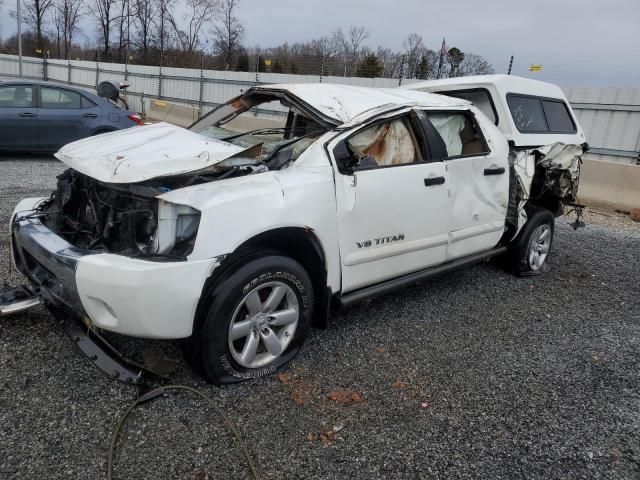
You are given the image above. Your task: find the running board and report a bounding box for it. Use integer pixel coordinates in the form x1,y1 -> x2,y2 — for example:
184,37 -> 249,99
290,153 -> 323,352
0,285 -> 42,316
337,246 -> 507,309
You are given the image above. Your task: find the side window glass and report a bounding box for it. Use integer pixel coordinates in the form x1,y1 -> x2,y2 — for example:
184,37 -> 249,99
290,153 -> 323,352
441,90 -> 498,125
81,96 -> 97,109
0,86 -> 34,107
41,87 -> 82,109
426,112 -> 489,157
507,95 -> 548,132
347,118 -> 419,169
541,100 -> 575,133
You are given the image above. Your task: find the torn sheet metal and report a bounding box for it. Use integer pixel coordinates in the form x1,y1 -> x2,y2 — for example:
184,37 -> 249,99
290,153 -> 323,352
55,122 -> 245,184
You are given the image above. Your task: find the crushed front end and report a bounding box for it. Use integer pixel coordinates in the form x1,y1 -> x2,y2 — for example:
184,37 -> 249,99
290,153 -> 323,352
7,170 -> 219,341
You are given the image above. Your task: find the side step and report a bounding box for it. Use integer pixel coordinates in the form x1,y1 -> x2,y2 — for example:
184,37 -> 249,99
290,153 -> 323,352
0,285 -> 42,316
337,246 -> 507,309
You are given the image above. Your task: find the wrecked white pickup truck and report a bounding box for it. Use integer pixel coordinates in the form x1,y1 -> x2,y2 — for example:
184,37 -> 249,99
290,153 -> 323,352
3,76 -> 587,383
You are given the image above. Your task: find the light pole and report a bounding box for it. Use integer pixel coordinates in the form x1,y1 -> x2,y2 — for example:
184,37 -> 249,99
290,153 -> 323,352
16,0 -> 23,76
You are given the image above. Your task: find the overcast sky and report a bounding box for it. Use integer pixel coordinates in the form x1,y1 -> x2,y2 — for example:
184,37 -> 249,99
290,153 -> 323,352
236,0 -> 640,87
1,0 -> 638,87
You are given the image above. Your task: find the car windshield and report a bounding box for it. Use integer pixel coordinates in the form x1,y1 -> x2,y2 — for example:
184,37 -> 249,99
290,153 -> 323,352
190,91 -> 328,164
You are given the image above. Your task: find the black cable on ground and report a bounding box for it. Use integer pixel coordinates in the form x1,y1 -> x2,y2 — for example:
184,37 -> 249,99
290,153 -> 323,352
107,384 -> 260,480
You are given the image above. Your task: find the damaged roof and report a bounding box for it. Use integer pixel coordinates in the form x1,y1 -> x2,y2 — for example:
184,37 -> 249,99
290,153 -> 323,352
259,83 -> 469,124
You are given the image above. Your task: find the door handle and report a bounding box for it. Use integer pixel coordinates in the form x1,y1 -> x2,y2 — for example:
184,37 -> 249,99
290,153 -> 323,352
83,113 -> 98,118
18,112 -> 36,118
484,167 -> 506,176
424,176 -> 445,187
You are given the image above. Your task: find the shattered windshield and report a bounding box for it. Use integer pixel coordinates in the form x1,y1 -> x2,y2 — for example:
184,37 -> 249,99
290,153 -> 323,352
190,91 -> 328,165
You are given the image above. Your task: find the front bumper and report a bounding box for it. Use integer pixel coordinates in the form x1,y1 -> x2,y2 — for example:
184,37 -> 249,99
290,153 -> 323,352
10,199 -> 217,339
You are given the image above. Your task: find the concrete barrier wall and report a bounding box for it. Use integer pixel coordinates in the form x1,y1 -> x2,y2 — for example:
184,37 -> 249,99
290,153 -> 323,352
579,159 -> 640,211
144,99 -> 199,127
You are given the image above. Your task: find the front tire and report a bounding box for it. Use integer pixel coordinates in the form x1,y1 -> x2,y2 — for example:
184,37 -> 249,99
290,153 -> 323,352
184,253 -> 314,384
506,206 -> 555,276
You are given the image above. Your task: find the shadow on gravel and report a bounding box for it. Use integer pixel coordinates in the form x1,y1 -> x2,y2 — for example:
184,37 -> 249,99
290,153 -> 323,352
0,152 -> 57,162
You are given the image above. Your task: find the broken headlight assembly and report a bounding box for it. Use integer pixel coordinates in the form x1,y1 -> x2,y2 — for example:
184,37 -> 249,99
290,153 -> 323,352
152,200 -> 201,258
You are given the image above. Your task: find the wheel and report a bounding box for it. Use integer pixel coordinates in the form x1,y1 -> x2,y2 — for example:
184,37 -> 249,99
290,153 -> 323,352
506,206 -> 555,276
184,253 -> 314,384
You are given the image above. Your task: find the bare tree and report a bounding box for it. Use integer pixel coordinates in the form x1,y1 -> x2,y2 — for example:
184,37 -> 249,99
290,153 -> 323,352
52,0 -> 84,59
459,53 -> 494,76
311,35 -> 336,59
331,25 -> 369,75
169,0 -> 217,55
402,33 -> 424,78
22,0 -> 55,50
132,0 -> 155,62
346,25 -> 369,62
212,0 -> 244,70
90,0 -> 118,59
154,0 -> 170,62
114,0 -> 132,62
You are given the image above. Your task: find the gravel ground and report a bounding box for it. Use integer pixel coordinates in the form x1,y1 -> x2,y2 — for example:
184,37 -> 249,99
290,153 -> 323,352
1,155 -> 639,480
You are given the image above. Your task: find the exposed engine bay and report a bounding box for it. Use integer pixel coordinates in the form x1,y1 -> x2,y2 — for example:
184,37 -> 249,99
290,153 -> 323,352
37,166 -> 267,259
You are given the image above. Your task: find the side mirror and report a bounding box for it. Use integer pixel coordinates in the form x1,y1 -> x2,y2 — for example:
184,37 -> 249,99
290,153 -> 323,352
333,141 -> 359,174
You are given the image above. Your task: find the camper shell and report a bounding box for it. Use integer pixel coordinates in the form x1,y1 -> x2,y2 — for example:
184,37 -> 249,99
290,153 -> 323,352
400,74 -> 587,149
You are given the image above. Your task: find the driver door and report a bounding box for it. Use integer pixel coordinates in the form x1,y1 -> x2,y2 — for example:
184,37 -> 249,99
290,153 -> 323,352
333,112 -> 451,293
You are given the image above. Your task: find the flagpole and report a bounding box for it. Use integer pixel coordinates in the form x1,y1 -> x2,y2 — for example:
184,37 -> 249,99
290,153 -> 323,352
436,38 -> 446,79
17,0 -> 23,77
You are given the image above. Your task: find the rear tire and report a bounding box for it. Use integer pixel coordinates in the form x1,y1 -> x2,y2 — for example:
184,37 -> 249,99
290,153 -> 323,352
184,253 -> 314,384
506,206 -> 555,276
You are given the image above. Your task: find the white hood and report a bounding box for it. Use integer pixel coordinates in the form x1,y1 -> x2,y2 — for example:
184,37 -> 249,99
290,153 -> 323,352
55,122 -> 245,183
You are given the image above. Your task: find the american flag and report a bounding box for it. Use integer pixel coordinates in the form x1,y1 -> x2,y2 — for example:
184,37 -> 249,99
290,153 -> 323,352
440,38 -> 448,58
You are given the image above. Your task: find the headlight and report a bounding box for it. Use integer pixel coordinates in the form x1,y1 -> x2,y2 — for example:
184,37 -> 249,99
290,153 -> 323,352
153,200 -> 201,256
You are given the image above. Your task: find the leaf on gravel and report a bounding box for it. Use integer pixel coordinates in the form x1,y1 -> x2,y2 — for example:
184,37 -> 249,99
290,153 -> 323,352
419,401 -> 431,409
318,429 -> 335,443
194,469 -> 208,480
327,388 -> 363,404
375,346 -> 385,353
276,372 -> 313,405
391,380 -> 408,390
305,432 -> 314,442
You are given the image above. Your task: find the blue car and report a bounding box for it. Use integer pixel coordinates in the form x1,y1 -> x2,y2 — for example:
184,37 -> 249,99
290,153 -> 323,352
0,80 -> 142,152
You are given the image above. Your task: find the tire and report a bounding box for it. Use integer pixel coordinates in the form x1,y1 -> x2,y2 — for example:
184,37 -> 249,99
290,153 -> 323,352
184,253 -> 314,384
506,206 -> 555,276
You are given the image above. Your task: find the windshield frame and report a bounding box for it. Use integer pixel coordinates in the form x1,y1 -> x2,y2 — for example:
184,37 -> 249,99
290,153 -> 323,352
188,88 -> 340,133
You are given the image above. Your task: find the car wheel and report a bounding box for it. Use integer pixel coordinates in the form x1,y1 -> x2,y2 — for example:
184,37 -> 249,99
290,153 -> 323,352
507,206 -> 555,276
184,253 -> 314,384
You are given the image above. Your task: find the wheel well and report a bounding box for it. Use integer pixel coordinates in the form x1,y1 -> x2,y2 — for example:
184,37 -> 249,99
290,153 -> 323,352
211,227 -> 331,328
525,198 -> 563,218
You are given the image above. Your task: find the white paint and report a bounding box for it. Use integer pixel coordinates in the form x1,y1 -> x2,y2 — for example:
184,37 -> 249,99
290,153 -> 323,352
10,82 -> 586,341
264,83 -> 468,124
76,254 -> 217,338
400,75 -> 587,148
54,122 -> 244,183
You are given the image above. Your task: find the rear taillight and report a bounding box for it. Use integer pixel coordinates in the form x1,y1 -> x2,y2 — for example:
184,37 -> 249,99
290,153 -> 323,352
127,113 -> 143,125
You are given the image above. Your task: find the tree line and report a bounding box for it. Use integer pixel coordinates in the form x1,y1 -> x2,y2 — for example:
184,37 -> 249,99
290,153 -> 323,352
0,0 -> 494,78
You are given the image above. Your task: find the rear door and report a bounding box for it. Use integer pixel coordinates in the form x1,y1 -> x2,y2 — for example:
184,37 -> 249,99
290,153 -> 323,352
0,84 -> 38,150
421,109 -> 509,260
37,86 -> 102,150
333,111 -> 451,292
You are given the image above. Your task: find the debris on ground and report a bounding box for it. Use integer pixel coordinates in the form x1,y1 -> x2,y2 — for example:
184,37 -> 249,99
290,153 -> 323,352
306,424 -> 347,444
276,371 -> 313,406
326,389 -> 363,404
